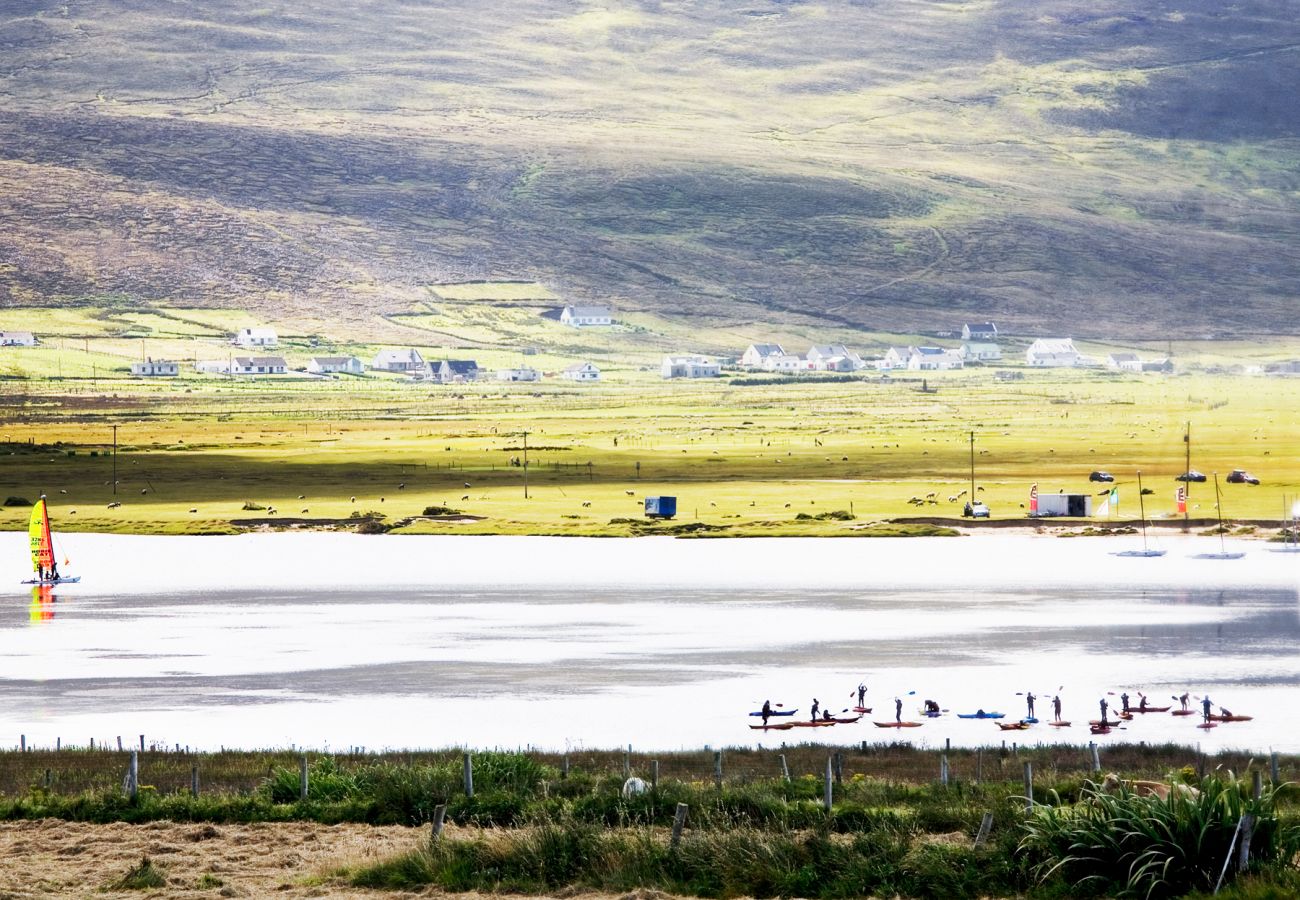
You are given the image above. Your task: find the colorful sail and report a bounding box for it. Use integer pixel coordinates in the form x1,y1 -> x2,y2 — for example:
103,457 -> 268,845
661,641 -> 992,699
28,499 -> 53,573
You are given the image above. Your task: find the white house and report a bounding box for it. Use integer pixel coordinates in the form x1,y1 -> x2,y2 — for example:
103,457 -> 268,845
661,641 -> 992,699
195,359 -> 230,375
559,305 -> 614,327
962,322 -> 998,341
371,348 -> 425,372
435,360 -> 479,383
0,331 -> 37,347
130,358 -> 179,377
562,362 -> 601,382
496,366 -> 540,382
1026,338 -> 1081,367
765,354 -> 807,372
961,341 -> 1002,362
231,356 -> 287,375
308,356 -> 364,375
807,345 -> 864,370
1106,352 -> 1141,371
662,354 -> 721,379
907,346 -> 964,371
234,327 -> 278,349
741,343 -> 785,368
877,347 -> 913,370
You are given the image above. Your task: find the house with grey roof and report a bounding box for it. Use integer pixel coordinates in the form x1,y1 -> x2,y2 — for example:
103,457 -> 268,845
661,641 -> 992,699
435,360 -> 479,383
559,305 -> 614,327
308,356 -> 364,375
371,348 -> 425,372
741,343 -> 785,368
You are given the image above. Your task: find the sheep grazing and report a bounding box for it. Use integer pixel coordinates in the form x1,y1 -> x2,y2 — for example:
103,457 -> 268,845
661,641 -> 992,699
625,490 -> 635,496
399,482 -> 406,489
461,495 -> 469,501
463,482 -> 471,488
784,503 -> 791,508
924,492 -> 937,500
267,507 -> 277,515
301,508 -> 309,514
189,508 -> 198,514
622,777 -> 647,798
350,496 -> 356,503
298,495 -> 306,500
60,489 -> 67,494
581,501 -> 591,507
69,510 -> 76,515
140,488 -> 148,495
107,502 -> 121,509
709,501 -> 716,507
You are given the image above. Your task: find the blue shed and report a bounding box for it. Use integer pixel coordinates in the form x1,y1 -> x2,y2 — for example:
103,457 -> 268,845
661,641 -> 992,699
644,496 -> 677,519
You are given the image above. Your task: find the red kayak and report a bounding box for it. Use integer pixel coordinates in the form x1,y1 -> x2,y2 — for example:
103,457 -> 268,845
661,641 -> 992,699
830,715 -> 862,724
1208,714 -> 1253,723
852,707 -> 872,714
1049,721 -> 1071,727
873,721 -> 922,728
1197,722 -> 1218,730
1090,725 -> 1112,735
749,722 -> 795,731
1171,710 -> 1198,717
998,722 -> 1031,731
792,720 -> 837,728
1129,706 -> 1171,714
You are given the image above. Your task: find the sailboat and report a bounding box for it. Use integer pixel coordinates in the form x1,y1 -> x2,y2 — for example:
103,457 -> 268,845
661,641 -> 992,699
20,497 -> 81,585
1191,474 -> 1245,560
1112,471 -> 1165,558
1270,496 -> 1300,554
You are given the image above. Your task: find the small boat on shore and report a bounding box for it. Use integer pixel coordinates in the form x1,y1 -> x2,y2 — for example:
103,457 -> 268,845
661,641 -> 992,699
873,721 -> 923,728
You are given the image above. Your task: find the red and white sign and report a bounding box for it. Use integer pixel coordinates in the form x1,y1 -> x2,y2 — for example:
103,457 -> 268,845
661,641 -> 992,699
1176,486 -> 1187,515
1029,483 -> 1038,515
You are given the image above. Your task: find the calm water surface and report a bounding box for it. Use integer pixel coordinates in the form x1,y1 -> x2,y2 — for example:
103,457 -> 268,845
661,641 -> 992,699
2,582 -> 1297,752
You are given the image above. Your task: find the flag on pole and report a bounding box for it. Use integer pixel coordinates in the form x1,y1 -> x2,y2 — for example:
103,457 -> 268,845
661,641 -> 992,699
1109,486 -> 1118,517
1096,491 -> 1109,517
1176,486 -> 1187,515
1029,483 -> 1038,515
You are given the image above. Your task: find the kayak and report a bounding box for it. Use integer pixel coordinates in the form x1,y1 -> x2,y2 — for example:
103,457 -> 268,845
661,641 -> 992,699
957,712 -> 1004,719
873,721 -> 923,728
20,577 -> 81,585
1049,721 -> 1072,727
1022,717 -> 1039,724
1128,706 -> 1171,714
749,709 -> 798,717
748,722 -> 795,731
830,715 -> 862,724
919,710 -> 943,718
1197,722 -> 1218,730
1090,725 -> 1112,735
998,722 -> 1030,731
852,707 -> 872,714
791,720 -> 837,728
1208,714 -> 1253,723
1171,710 -> 1198,717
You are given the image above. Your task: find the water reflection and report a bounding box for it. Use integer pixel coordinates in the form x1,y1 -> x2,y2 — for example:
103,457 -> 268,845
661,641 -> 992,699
28,585 -> 56,623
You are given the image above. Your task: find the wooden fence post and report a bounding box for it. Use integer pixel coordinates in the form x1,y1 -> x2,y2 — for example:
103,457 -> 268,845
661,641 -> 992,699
671,803 -> 688,849
126,750 -> 138,801
44,769 -> 51,791
823,756 -> 833,812
1090,742 -> 1101,773
299,754 -> 309,801
1252,770 -> 1262,801
973,811 -> 994,848
463,752 -> 474,798
779,754 -> 790,782
623,751 -> 630,780
1270,752 -> 1279,785
431,804 -> 447,840
562,753 -> 569,779
19,735 -> 24,752
1215,814 -> 1256,894
139,735 -> 145,752
651,760 -> 659,790
1022,762 -> 1033,814
975,748 -> 982,784
714,750 -> 723,790
940,755 -> 949,787
191,764 -> 199,798
834,752 -> 843,785
116,736 -> 122,751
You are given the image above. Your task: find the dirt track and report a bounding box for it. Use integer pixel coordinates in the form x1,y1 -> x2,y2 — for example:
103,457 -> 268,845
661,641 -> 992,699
0,819 -> 426,898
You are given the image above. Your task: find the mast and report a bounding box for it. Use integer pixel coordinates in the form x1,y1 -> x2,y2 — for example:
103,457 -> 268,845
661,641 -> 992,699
1183,421 -> 1190,525
1214,473 -> 1227,554
969,431 -> 975,500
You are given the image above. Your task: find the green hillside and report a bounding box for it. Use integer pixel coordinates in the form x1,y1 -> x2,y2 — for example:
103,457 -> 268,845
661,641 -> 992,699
0,0 -> 1296,337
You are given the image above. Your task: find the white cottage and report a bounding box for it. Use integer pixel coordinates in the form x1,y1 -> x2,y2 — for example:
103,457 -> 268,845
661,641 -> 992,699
741,343 -> 785,368
765,354 -> 807,372
0,331 -> 37,347
1026,338 -> 1081,367
961,322 -> 998,341
371,348 -> 425,372
559,305 -> 614,327
496,366 -> 540,382
662,355 -> 721,379
807,345 -> 864,370
234,327 -> 278,349
961,341 -> 1002,362
231,356 -> 287,375
130,358 -> 179,377
195,359 -> 231,375
907,346 -> 964,371
562,362 -> 601,382
308,356 -> 365,375
435,360 -> 479,383
877,347 -> 913,370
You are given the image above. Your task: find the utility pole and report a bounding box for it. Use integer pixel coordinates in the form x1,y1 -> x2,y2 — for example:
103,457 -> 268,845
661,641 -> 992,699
1184,421 -> 1191,524
112,424 -> 118,495
969,431 -> 976,499
522,430 -> 530,499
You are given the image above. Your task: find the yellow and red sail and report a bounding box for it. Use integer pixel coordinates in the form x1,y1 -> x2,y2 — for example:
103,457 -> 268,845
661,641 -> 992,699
28,499 -> 53,573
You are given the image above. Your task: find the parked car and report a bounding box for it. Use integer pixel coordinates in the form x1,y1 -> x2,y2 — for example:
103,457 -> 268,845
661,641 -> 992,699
1225,469 -> 1260,485
1089,471 -> 1115,483
1175,470 -> 1207,483
964,501 -> 991,519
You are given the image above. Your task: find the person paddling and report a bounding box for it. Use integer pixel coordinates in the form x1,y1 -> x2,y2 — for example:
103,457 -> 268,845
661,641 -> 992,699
1138,693 -> 1148,712
894,697 -> 902,723
1120,692 -> 1130,714
761,700 -> 772,726
811,698 -> 820,722
1052,695 -> 1062,722
1179,693 -> 1190,712
1025,692 -> 1036,719
1201,695 -> 1213,724
856,682 -> 867,708
1099,697 -> 1109,726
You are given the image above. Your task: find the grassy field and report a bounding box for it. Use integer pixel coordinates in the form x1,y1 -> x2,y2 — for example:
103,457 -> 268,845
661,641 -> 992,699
0,745 -> 1293,898
0,323 -> 1297,538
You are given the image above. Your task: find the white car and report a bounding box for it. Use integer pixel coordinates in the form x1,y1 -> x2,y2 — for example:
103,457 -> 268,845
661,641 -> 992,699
968,502 -> 990,519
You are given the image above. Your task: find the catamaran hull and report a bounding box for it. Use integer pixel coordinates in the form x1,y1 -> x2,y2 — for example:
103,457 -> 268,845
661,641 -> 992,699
21,577 -> 81,585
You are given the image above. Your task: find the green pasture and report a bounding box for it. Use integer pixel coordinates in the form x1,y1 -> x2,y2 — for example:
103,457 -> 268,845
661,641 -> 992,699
1,334 -> 1296,537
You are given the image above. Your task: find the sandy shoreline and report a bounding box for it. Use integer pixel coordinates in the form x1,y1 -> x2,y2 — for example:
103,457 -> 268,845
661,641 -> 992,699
3,531 -> 1296,597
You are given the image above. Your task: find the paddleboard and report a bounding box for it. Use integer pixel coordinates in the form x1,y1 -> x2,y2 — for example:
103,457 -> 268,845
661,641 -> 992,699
1171,710 -> 1197,717
956,712 -> 1004,719
1022,717 -> 1039,724
749,722 -> 795,731
1049,721 -> 1071,727
1197,722 -> 1218,730
852,707 -> 872,714
1208,715 -> 1253,723
873,721 -> 922,728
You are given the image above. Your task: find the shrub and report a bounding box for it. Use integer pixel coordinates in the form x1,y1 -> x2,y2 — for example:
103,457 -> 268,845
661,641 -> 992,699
240,501 -> 266,511
422,505 -> 462,516
3,496 -> 32,507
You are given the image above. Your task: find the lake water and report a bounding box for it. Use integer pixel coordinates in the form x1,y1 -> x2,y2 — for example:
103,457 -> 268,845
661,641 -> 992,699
1,533 -> 1297,753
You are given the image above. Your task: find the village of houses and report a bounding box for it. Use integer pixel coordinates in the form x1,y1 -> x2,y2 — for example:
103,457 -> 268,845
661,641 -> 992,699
3,307 -> 1295,383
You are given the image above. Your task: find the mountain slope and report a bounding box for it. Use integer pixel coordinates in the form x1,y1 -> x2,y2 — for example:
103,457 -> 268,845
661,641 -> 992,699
0,0 -> 1297,336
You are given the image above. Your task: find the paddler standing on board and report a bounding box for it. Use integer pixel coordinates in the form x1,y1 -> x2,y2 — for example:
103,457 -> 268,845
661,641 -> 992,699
761,700 -> 772,726
1052,695 -> 1063,723
810,698 -> 820,722
1025,692 -> 1036,719
894,697 -> 903,723
857,682 -> 867,708
1099,697 -> 1109,725
1202,695 -> 1213,724
1179,693 -> 1190,712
